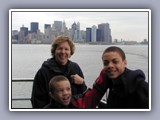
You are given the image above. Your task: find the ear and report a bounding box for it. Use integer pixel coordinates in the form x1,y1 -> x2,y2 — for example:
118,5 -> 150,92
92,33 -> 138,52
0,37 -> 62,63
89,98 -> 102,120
69,55 -> 71,58
124,60 -> 127,66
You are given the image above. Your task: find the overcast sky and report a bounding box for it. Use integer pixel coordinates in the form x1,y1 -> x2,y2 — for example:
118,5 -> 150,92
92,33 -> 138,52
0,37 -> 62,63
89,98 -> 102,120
11,9 -> 150,42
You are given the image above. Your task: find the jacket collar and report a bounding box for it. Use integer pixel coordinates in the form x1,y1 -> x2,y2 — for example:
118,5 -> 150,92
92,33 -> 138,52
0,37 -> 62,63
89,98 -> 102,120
42,57 -> 71,74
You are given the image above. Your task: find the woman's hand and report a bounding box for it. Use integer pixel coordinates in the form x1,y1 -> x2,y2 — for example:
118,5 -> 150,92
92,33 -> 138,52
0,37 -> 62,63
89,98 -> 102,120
70,74 -> 84,85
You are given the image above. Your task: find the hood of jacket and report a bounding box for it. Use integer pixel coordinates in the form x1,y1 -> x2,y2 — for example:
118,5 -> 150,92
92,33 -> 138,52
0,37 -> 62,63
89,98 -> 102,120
42,57 -> 72,74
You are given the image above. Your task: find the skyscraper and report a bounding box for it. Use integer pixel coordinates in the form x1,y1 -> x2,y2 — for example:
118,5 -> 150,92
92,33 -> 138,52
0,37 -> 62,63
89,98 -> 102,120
91,25 -> 97,42
19,25 -> 28,42
44,24 -> 51,30
54,21 -> 62,34
44,24 -> 52,43
96,29 -> 102,42
98,23 -> 112,43
86,28 -> 92,42
31,22 -> 39,33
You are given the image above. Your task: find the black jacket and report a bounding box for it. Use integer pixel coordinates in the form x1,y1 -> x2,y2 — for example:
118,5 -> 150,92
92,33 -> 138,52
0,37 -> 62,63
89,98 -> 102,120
31,58 -> 87,108
43,94 -> 81,109
43,99 -> 77,108
99,68 -> 149,109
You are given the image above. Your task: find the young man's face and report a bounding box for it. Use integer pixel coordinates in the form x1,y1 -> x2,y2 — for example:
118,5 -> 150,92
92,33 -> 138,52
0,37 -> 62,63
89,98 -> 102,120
55,41 -> 71,65
52,80 -> 72,106
102,51 -> 127,79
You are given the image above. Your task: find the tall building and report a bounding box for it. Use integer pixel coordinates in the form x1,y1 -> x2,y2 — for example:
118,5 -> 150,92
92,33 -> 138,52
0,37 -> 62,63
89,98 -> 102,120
71,22 -> 77,40
70,22 -> 82,41
98,23 -> 112,43
61,20 -> 69,36
77,22 -> 80,30
86,28 -> 92,42
61,20 -> 66,33
96,29 -> 102,42
31,22 -> 39,33
12,30 -> 19,40
44,24 -> 51,30
54,21 -> 62,34
19,25 -> 29,42
91,25 -> 97,42
44,24 -> 52,43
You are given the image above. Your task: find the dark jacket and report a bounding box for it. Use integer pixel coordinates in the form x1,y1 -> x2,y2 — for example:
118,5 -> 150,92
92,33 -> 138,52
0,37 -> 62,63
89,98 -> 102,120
99,68 -> 149,109
31,57 -> 87,108
43,98 -> 77,108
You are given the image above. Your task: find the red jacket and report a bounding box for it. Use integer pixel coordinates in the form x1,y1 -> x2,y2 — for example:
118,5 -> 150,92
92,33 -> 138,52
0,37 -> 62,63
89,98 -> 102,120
72,69 -> 107,108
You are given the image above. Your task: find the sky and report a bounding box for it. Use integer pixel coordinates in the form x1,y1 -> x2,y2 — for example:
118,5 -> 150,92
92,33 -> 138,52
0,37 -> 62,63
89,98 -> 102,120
10,9 -> 150,42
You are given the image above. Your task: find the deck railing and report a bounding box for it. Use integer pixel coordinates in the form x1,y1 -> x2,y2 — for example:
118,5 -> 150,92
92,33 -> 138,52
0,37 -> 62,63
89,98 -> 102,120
12,78 -> 34,108
11,78 -> 106,109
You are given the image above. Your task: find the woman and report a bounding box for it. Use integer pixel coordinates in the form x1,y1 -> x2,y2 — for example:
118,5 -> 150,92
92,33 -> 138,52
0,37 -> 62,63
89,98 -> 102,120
31,35 -> 87,108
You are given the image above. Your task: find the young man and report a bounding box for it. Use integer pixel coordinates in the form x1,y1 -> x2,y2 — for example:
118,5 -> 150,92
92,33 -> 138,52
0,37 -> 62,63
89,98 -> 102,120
44,75 -> 107,108
98,46 -> 149,108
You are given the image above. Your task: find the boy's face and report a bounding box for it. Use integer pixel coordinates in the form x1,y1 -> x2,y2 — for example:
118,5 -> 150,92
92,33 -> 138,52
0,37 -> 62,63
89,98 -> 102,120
51,80 -> 72,106
102,51 -> 127,79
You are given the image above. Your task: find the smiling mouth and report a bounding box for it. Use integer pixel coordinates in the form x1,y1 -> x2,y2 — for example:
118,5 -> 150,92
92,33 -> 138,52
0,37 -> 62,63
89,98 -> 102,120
107,70 -> 117,75
63,96 -> 70,102
59,55 -> 66,59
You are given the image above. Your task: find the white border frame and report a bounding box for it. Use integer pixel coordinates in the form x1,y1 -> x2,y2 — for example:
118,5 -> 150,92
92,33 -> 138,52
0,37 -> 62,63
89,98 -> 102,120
9,9 -> 151,111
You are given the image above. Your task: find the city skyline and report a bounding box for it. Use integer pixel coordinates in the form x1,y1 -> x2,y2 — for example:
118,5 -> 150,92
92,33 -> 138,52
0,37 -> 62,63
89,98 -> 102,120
11,9 -> 150,42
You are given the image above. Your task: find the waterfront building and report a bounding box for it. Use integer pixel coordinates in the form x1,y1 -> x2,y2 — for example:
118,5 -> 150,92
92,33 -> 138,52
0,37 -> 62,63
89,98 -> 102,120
44,24 -> 51,32
44,24 -> 52,43
96,29 -> 102,42
31,22 -> 39,33
70,22 -> 82,41
71,22 -> 77,41
77,22 -> 80,30
19,25 -> 29,43
12,30 -> 19,40
91,25 -> 97,42
86,28 -> 91,42
80,30 -> 86,42
98,23 -> 112,43
54,21 -> 62,35
61,20 -> 69,36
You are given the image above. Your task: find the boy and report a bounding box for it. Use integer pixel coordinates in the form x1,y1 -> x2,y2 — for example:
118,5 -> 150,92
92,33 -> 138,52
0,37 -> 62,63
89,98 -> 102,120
44,75 -> 107,108
98,46 -> 149,108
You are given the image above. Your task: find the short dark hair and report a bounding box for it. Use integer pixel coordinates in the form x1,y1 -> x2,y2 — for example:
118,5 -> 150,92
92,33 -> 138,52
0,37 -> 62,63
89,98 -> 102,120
102,46 -> 126,60
49,75 -> 69,93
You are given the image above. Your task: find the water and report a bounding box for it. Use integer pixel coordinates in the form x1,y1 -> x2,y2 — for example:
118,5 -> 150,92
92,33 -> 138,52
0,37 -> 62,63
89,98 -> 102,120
11,44 -> 149,108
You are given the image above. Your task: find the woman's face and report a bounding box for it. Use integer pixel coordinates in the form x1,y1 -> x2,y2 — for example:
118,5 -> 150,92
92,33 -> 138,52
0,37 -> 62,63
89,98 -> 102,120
55,41 -> 71,65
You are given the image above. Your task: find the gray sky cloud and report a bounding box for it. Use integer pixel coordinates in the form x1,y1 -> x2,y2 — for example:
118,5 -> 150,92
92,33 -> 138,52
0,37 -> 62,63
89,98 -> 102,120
11,9 -> 150,42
